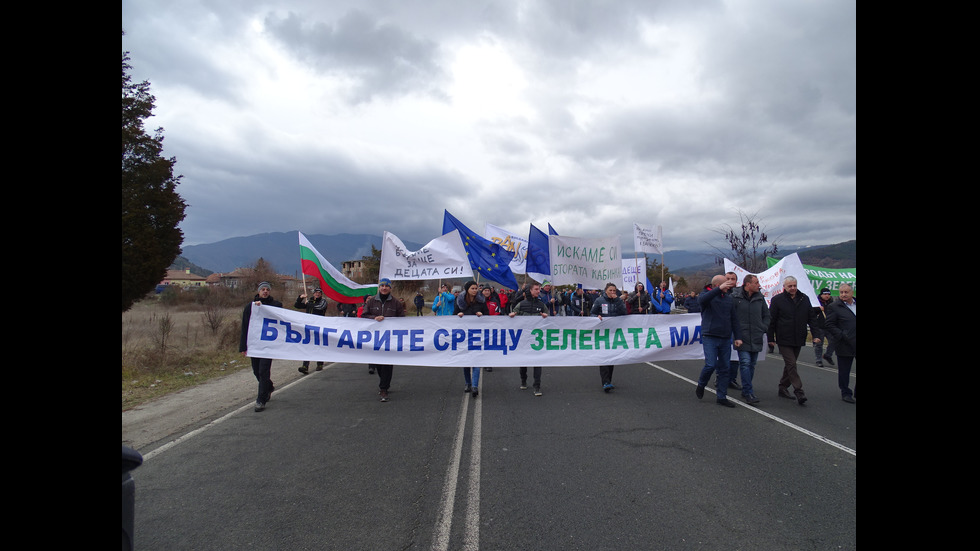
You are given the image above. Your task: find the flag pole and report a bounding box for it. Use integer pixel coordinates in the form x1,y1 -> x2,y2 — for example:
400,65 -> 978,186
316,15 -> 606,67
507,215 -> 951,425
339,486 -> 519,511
634,251 -> 640,294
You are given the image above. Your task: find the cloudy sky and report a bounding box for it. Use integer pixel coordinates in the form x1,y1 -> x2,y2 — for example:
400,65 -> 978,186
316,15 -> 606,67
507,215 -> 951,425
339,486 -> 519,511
122,0 -> 855,253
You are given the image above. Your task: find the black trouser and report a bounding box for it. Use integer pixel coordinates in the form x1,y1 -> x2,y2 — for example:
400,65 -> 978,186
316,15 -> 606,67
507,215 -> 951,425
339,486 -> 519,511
837,355 -> 855,397
520,366 -> 541,387
371,364 -> 393,390
599,365 -> 614,385
251,357 -> 273,404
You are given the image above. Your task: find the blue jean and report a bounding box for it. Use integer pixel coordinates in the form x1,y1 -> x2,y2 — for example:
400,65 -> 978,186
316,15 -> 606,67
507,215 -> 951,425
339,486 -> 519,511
699,335 -> 732,400
463,367 -> 481,388
737,350 -> 759,397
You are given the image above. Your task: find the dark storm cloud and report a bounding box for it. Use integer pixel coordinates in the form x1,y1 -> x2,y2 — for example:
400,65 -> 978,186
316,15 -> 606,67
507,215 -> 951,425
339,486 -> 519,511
123,0 -> 855,252
263,9 -> 449,103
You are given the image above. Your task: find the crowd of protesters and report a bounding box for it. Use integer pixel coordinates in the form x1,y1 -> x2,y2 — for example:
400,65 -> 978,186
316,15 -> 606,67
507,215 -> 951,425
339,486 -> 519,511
240,273 -> 853,410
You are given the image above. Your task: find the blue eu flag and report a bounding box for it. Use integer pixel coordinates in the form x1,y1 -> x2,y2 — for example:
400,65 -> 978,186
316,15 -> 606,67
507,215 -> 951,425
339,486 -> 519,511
442,210 -> 520,290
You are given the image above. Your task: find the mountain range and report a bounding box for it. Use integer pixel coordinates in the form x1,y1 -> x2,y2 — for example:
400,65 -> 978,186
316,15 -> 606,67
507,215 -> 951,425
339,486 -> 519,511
174,230 -> 855,278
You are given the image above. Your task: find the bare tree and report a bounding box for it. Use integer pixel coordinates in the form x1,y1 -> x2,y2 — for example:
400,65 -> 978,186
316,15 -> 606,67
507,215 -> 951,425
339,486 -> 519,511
201,289 -> 225,336
240,258 -> 281,298
154,311 -> 175,355
708,210 -> 780,273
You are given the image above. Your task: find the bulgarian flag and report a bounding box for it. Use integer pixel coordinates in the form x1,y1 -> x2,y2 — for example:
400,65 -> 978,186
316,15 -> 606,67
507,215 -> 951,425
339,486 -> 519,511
299,232 -> 378,303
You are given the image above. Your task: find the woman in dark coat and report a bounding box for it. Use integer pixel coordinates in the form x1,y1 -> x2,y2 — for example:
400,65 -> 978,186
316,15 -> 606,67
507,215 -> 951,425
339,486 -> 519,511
455,280 -> 489,397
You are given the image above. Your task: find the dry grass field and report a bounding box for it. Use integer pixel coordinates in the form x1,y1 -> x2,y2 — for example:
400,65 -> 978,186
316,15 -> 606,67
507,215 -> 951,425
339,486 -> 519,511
122,296 -> 247,411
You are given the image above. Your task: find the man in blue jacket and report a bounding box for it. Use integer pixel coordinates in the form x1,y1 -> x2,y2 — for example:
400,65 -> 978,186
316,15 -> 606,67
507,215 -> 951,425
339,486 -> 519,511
695,275 -> 743,407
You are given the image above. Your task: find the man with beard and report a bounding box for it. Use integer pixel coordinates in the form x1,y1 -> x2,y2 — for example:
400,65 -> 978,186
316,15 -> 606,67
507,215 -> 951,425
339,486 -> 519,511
240,282 -> 284,412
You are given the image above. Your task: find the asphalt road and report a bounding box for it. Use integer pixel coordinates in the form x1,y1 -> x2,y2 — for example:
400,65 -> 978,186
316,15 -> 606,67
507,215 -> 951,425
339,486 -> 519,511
130,349 -> 856,550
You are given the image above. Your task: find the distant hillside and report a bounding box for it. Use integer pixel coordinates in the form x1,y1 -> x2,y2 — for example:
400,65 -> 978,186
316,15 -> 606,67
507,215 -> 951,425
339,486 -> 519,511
179,231 -> 424,274
169,256 -> 213,277
672,240 -> 856,280
793,240 -> 856,268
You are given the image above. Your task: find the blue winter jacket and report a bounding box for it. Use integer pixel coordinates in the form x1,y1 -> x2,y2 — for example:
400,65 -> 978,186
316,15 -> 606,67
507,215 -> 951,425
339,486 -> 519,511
698,287 -> 742,341
432,291 -> 455,315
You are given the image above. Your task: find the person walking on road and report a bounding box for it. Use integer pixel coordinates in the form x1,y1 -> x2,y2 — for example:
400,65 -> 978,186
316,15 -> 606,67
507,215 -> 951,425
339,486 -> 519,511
813,288 -> 836,366
731,274 -> 769,405
455,281 -> 488,397
508,282 -> 548,395
361,278 -> 405,402
240,282 -> 283,412
695,275 -> 743,407
767,276 -> 822,406
824,283 -> 856,403
591,282 -> 628,392
294,287 -> 329,374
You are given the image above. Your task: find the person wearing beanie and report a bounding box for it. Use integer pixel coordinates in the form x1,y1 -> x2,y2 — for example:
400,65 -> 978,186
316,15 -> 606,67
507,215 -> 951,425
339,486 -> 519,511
360,278 -> 405,402
813,288 -> 836,367
455,280 -> 489,397
294,287 -> 329,374
239,282 -> 284,412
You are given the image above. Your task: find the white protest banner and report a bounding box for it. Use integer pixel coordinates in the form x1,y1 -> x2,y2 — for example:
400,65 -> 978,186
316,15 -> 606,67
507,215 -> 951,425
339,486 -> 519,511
621,259 -> 654,291
548,234 -> 621,289
724,252 -> 818,307
246,304 -> 707,367
633,223 -> 663,255
485,222 -> 528,274
622,259 -> 642,289
379,230 -> 474,281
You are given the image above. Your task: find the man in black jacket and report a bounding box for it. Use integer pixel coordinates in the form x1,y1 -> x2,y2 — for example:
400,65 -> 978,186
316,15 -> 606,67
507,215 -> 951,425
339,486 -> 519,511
824,283 -> 856,403
295,288 -> 329,374
509,282 -> 548,395
361,278 -> 405,402
767,276 -> 822,406
591,282 -> 628,392
240,282 -> 284,412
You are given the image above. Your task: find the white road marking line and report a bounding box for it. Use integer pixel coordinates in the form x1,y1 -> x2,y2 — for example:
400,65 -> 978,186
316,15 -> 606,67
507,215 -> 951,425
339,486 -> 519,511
140,370 -> 318,461
646,362 -> 856,457
463,390 -> 482,551
433,393 -> 471,551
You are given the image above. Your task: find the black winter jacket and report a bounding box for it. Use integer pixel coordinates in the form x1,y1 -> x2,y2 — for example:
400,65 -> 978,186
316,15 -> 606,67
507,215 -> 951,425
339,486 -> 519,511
767,291 -> 822,347
240,294 -> 283,353
824,298 -> 856,356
